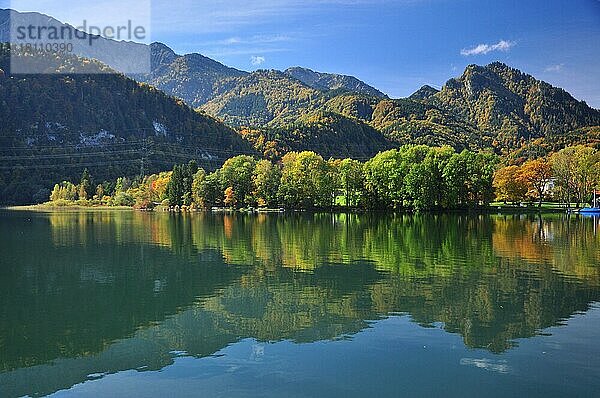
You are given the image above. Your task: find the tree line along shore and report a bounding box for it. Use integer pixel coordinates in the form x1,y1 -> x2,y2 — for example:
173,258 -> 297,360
41,144 -> 600,212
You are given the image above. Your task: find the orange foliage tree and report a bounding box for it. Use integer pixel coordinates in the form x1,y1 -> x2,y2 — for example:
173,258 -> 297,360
493,165 -> 528,204
519,159 -> 553,207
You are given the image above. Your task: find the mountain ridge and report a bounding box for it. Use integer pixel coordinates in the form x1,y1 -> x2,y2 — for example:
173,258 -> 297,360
429,61 -> 600,151
284,66 -> 387,98
0,9 -> 391,108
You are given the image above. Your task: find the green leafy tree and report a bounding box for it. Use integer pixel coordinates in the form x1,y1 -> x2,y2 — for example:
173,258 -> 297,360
253,160 -> 281,208
403,146 -> 455,210
278,151 -> 335,209
220,155 -> 257,208
471,152 -> 499,205
191,169 -> 207,206
197,171 -> 223,209
363,149 -> 408,209
551,146 -> 600,207
338,158 -> 364,208
165,163 -> 197,207
182,161 -> 198,206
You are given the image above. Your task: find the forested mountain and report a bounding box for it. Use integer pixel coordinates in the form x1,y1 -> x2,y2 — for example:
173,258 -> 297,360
200,75 -> 395,157
284,67 -> 387,98
370,99 -> 486,150
132,43 -> 248,108
1,9 -> 383,108
0,46 -> 254,204
204,63 -> 599,157
2,7 -> 600,204
200,69 -> 326,126
323,94 -> 381,121
429,62 -> 600,151
240,110 -> 393,159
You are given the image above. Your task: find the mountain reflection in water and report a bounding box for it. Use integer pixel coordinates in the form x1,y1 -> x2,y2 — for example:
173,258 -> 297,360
0,211 -> 599,397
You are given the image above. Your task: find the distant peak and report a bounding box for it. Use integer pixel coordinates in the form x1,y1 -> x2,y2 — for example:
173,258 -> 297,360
409,85 -> 440,100
285,66 -> 315,73
253,69 -> 286,76
151,42 -> 177,55
419,84 -> 439,91
487,61 -> 510,69
463,62 -> 514,76
284,66 -> 387,98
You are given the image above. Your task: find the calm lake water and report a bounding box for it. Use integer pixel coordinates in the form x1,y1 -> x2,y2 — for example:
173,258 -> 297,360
1,210 -> 599,397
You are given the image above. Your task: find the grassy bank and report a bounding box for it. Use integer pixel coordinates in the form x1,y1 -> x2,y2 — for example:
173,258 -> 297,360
2,202 -> 582,214
488,202 -> 587,213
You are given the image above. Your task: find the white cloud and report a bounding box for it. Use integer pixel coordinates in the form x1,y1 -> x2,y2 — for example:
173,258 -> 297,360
203,34 -> 291,46
461,40 -> 515,56
544,64 -> 564,72
250,55 -> 266,65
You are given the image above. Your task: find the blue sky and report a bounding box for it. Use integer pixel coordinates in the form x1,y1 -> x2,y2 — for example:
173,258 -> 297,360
4,0 -> 600,107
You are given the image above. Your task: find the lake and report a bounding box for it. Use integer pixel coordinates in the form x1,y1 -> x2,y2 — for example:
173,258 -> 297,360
0,210 -> 599,397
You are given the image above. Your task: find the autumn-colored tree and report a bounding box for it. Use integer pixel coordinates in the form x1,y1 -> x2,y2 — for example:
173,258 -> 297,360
151,172 -> 172,202
49,181 -> 78,202
224,186 -> 236,208
95,184 -> 105,200
493,165 -> 528,204
519,159 -> 553,207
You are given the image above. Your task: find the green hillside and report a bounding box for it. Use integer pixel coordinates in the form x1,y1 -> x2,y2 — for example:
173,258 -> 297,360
430,62 -> 600,152
133,43 -> 248,109
0,46 -> 254,204
200,69 -> 325,126
241,110 -> 393,159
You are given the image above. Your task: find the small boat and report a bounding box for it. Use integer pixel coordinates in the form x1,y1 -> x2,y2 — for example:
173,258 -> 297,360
580,190 -> 600,214
580,207 -> 600,214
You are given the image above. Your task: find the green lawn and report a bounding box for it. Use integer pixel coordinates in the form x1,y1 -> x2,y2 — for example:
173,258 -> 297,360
489,202 -> 583,210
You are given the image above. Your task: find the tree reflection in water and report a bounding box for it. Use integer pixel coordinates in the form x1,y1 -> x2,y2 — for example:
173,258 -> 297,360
0,211 -> 598,396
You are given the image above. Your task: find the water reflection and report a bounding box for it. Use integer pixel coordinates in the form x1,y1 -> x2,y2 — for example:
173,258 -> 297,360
0,211 -> 598,396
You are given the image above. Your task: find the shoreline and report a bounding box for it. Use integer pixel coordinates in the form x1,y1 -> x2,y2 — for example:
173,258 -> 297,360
1,203 -> 584,215
2,205 -> 134,212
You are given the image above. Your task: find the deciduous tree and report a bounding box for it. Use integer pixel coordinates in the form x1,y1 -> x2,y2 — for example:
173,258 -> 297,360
519,159 -> 553,207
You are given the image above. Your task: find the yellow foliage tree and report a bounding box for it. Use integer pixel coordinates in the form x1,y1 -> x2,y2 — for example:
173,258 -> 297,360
224,186 -> 236,208
519,159 -> 553,207
493,165 -> 528,204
